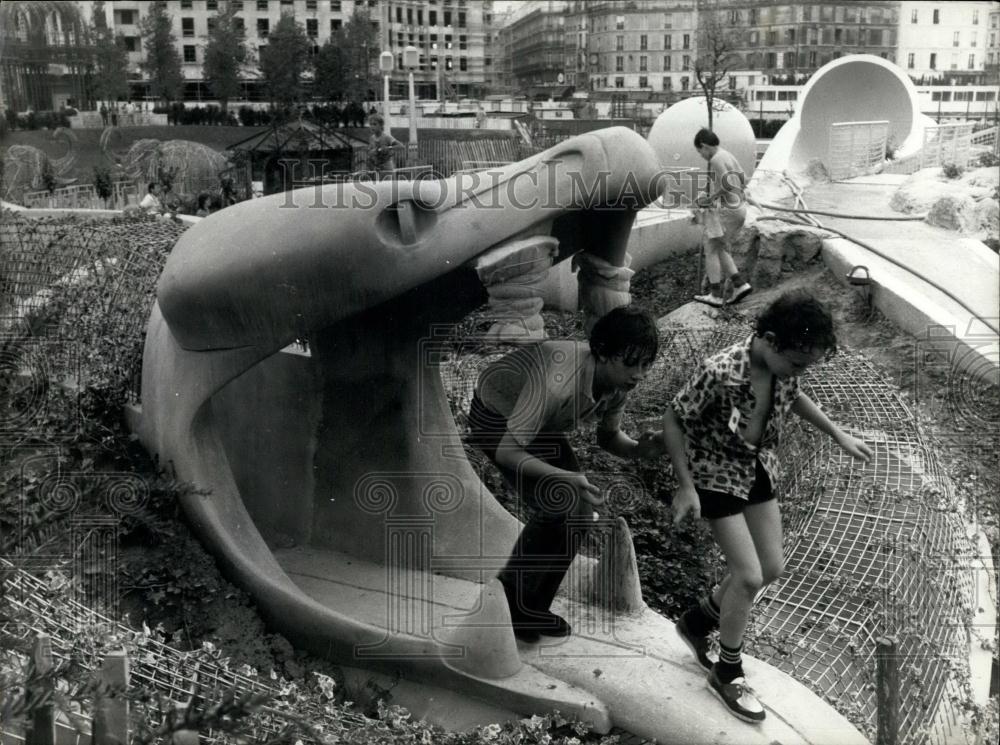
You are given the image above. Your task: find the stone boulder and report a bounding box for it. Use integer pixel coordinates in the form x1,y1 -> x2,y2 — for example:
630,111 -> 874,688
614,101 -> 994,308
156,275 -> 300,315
890,166 -> 999,239
729,213 -> 833,288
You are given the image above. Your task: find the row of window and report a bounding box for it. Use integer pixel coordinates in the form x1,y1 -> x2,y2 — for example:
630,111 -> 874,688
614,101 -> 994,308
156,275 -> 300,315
908,52 -> 981,70
929,90 -> 997,101
910,8 -> 984,25
593,5 -> 897,33
395,33 -> 468,51
394,7 -> 466,28
179,0 -> 386,11
178,41 -> 472,71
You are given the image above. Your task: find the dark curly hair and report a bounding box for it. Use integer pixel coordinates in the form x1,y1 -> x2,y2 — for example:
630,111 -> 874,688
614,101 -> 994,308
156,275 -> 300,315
589,305 -> 660,366
755,290 -> 837,356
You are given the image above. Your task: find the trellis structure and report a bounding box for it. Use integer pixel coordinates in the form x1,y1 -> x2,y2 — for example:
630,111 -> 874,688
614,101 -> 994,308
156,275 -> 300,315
827,120 -> 891,181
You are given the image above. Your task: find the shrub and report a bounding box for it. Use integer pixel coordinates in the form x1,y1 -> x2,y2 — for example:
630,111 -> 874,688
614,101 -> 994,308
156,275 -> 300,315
941,161 -> 964,179
976,150 -> 1000,168
93,165 -> 113,204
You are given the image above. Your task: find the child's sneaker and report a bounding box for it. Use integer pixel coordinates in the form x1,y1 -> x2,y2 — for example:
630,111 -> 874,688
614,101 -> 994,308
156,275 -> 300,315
675,614 -> 715,671
693,292 -> 726,308
728,283 -> 753,305
708,665 -> 765,723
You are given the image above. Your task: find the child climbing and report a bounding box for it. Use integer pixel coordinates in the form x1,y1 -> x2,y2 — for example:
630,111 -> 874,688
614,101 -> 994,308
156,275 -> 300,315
467,306 -> 665,642
661,290 -> 872,722
693,128 -> 753,308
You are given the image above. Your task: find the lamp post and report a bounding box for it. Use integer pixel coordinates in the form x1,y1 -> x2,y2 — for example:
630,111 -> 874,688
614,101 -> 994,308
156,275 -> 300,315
379,51 -> 394,120
404,45 -> 419,146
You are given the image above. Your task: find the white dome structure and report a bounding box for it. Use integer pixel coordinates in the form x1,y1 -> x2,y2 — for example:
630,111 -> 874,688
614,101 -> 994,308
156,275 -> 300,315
647,97 -> 757,178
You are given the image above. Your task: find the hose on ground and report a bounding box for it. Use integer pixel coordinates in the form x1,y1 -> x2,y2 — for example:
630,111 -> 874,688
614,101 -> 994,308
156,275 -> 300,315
747,197 -> 928,221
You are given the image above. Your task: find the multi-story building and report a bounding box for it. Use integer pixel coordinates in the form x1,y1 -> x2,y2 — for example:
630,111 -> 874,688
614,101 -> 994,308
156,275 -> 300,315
565,0 -> 698,96
79,0 -> 491,102
896,1 -> 994,82
500,1 -> 568,97
987,4 -> 1000,75
698,0 -> 899,81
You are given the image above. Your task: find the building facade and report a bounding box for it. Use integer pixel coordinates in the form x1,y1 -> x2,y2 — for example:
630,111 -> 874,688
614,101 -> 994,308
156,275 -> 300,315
81,0 -> 492,102
896,1 -> 995,82
988,4 -> 1000,75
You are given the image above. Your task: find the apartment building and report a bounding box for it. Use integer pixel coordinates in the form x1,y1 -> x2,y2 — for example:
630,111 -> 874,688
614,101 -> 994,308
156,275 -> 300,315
988,5 -> 1000,74
897,1 -> 995,81
82,0 -> 491,101
564,0 -> 698,95
498,1 -> 568,96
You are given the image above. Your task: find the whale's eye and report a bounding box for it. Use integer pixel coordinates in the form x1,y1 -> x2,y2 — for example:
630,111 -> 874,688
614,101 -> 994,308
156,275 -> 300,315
375,199 -> 438,246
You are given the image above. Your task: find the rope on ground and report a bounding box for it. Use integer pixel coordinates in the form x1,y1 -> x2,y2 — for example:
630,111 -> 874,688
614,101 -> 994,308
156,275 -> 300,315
755,215 -> 1000,336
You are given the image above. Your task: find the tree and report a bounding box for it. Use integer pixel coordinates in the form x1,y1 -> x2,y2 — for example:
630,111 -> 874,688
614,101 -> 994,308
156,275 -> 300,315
202,2 -> 252,116
341,8 -> 378,102
88,1 -> 129,106
140,1 -> 184,103
693,11 -> 743,129
258,14 -> 312,111
314,29 -> 350,103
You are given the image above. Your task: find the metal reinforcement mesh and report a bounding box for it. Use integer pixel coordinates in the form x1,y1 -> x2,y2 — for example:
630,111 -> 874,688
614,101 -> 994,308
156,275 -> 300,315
0,211 -> 186,408
0,560 -> 405,744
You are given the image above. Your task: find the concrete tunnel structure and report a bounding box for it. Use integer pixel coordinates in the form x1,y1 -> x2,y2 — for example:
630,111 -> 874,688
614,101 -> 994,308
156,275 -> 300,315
129,127 -> 870,744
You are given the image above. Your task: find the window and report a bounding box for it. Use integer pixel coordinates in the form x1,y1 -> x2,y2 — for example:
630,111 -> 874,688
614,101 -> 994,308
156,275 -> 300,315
445,57 -> 453,70
234,17 -> 245,34
407,8 -> 413,24
954,31 -> 961,47
615,76 -> 624,88
207,0 -> 218,9
640,34 -> 647,51
929,52 -> 937,69
809,51 -> 816,66
682,54 -> 690,69
834,28 -> 842,44
681,76 -> 688,90
907,52 -> 915,68
933,9 -> 939,24
417,10 -> 423,25
207,17 -> 216,33
616,15 -> 625,30
115,8 -> 136,24
430,10 -> 437,25
969,54 -> 975,68
183,45 -> 197,63
663,55 -> 671,70
663,13 -> 671,29
971,33 -> 978,47
459,35 -> 467,50
458,12 -> 466,28
181,0 -> 192,8
232,0 -> 243,8
682,33 -> 690,49
869,29 -> 882,45
330,19 -> 342,31
257,18 -> 269,37
182,18 -> 195,37
459,57 -> 467,71
396,7 -> 402,22
662,76 -> 671,90
258,0 -> 268,11
973,9 -> 979,25
330,1 -> 341,11
749,8 -> 756,23
639,55 -> 647,71
307,0 -> 317,8
991,33 -> 997,47
664,34 -> 671,49
123,36 -> 138,52
951,53 -> 958,69
615,55 -> 624,72
639,75 -> 648,88
306,18 -> 317,37
784,51 -> 795,67
785,28 -> 795,44
616,35 -> 624,51
911,8 -> 918,23
444,10 -> 451,25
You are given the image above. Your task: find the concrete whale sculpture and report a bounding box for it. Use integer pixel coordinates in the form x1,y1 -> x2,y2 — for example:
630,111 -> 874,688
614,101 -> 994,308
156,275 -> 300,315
132,127 -> 868,744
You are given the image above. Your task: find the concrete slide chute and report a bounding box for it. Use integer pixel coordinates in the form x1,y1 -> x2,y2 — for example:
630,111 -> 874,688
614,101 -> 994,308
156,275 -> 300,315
132,127 -> 868,744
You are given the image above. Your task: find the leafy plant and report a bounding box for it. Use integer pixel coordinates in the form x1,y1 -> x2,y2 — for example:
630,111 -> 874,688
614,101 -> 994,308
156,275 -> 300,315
941,161 -> 964,180
93,165 -> 114,205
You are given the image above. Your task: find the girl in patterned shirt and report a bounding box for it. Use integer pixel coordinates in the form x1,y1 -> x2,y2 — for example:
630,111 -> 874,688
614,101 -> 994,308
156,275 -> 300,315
660,290 -> 872,723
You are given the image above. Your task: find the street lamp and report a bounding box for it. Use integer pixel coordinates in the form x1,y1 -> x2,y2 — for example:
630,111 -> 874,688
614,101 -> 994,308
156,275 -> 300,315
379,51 -> 394,120
404,45 -> 419,146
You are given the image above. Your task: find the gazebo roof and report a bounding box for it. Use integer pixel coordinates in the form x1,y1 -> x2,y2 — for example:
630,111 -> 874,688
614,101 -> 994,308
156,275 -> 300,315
227,117 -> 368,155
